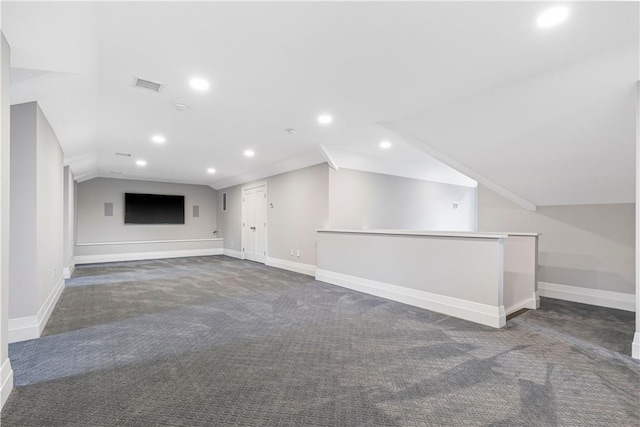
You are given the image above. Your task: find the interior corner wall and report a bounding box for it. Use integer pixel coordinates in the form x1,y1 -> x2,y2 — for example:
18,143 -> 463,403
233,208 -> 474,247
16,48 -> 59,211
217,163 -> 329,266
477,184 -> 635,295
0,32 -> 14,409
63,166 -> 75,275
328,168 -> 477,231
8,101 -> 65,342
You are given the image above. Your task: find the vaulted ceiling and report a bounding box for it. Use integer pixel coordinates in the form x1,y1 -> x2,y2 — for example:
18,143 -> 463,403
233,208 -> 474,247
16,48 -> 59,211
3,1 -> 638,207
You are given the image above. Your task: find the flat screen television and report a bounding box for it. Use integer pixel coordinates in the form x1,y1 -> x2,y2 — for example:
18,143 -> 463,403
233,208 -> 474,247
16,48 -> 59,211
124,193 -> 185,224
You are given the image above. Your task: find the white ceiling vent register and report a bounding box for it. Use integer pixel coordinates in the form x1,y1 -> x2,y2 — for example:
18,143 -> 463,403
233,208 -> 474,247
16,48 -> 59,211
134,77 -> 163,92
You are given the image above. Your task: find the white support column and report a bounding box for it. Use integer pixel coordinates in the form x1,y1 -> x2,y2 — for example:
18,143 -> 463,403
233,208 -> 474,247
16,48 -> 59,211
634,81 -> 640,359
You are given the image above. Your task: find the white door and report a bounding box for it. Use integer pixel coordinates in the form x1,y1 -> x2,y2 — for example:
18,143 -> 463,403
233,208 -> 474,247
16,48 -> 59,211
242,185 -> 267,263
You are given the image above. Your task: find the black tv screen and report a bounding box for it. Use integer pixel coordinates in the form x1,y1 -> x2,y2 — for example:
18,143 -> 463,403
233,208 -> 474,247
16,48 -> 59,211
124,193 -> 185,224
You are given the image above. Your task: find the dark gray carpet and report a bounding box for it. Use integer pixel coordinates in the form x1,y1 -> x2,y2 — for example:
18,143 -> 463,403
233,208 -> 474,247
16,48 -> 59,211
2,256 -> 638,426
516,297 -> 636,356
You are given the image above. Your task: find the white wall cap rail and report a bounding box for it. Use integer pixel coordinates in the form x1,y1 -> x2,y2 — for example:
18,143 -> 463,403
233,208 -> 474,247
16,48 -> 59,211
316,229 -> 508,239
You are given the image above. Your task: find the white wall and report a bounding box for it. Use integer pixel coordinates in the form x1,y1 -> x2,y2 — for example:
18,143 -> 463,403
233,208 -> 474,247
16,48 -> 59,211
329,168 -> 477,231
0,32 -> 14,409
478,184 -> 635,295
217,164 -> 329,267
8,101 -> 65,343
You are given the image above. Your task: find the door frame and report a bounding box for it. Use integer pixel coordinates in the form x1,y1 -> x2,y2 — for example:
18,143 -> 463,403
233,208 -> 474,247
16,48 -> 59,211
241,181 -> 268,263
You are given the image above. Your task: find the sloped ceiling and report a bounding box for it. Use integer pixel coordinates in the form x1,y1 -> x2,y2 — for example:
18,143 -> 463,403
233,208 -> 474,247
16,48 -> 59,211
2,1 -> 638,206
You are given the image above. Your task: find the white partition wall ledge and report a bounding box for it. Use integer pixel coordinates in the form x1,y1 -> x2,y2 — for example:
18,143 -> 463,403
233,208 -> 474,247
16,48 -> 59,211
315,229 -> 539,328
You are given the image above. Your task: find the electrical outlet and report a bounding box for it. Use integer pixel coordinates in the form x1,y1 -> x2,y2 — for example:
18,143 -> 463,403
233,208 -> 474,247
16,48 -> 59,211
296,249 -> 300,257
290,249 -> 294,256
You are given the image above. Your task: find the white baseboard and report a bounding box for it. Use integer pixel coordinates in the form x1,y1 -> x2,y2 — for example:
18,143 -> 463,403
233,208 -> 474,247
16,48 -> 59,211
505,292 -> 539,315
632,332 -> 640,360
0,358 -> 13,410
63,262 -> 75,279
266,257 -> 316,277
223,248 -> 244,259
9,275 -> 65,343
539,282 -> 635,312
316,269 -> 505,328
74,248 -> 223,265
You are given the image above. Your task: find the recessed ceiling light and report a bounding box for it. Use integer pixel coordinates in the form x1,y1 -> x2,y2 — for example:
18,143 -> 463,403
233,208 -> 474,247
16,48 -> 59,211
317,114 -> 333,125
151,135 -> 166,144
207,168 -> 216,174
136,160 -> 146,167
189,77 -> 210,91
537,6 -> 569,28
379,140 -> 392,149
244,150 -> 255,157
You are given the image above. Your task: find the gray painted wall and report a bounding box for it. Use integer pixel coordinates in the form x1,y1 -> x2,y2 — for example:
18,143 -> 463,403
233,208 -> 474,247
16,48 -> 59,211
63,166 -> 75,270
35,105 -> 64,312
1,33 -> 12,406
76,178 -> 218,244
217,185 -> 243,252
9,102 -> 64,319
217,163 -> 329,265
267,164 -> 329,264
477,184 -> 634,294
328,168 -> 477,231
9,103 -> 38,318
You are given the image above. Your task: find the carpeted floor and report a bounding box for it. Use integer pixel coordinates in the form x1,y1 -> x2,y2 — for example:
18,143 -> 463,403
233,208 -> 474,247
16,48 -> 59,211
2,256 -> 639,426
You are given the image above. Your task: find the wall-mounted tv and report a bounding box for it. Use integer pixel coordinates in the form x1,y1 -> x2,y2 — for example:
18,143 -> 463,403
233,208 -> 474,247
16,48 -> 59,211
124,193 -> 185,225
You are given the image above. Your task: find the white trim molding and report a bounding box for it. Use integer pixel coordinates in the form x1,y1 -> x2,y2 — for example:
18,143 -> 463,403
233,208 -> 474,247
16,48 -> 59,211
9,276 -> 65,343
266,257 -> 316,277
223,248 -> 244,259
74,248 -> 223,265
0,358 -> 13,409
76,238 -> 223,246
316,269 -> 505,328
539,282 -> 635,312
63,262 -> 75,279
632,332 -> 640,359
505,291 -> 539,315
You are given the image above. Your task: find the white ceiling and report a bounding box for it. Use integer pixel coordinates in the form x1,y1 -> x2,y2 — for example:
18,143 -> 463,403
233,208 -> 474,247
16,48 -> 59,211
3,1 -> 638,206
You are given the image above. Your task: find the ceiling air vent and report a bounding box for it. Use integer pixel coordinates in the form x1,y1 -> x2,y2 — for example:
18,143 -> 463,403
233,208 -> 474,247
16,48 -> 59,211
115,152 -> 132,157
134,77 -> 162,92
